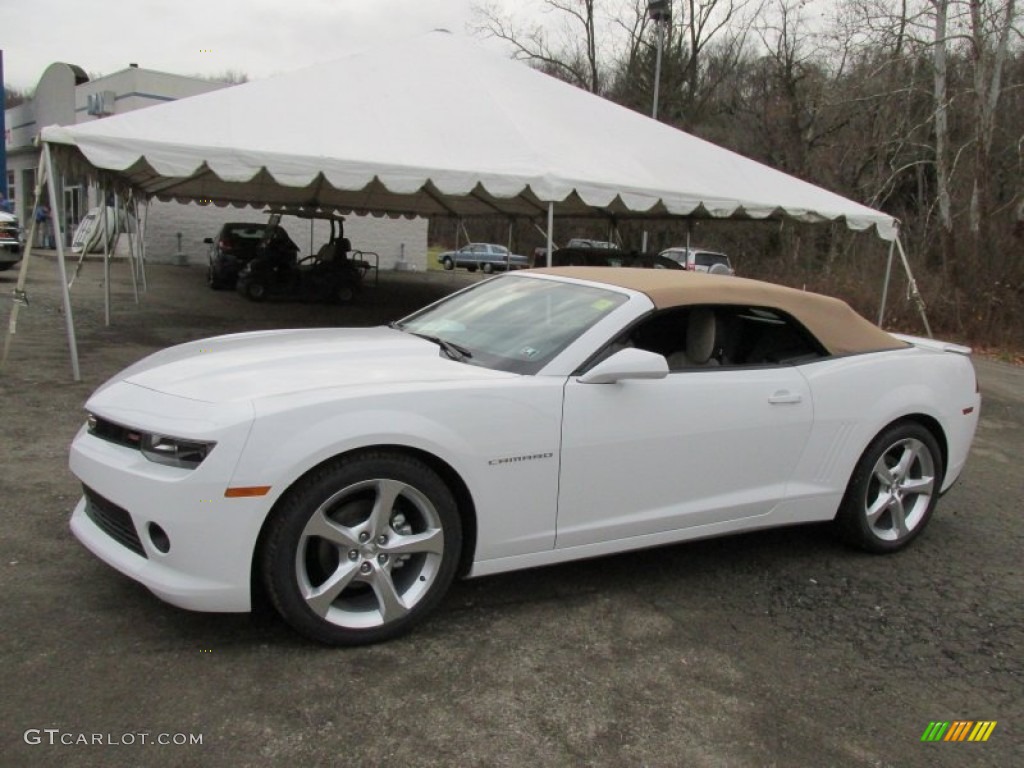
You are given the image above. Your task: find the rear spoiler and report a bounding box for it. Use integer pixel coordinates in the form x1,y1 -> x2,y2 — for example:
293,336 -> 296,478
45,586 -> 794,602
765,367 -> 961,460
890,333 -> 972,356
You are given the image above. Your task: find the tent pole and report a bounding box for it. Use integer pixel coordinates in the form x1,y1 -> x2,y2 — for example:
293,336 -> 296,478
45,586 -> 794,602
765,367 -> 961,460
68,183 -> 93,288
43,143 -> 81,382
1,153 -> 47,369
894,234 -> 932,338
878,238 -> 896,327
135,194 -> 147,291
101,186 -> 111,326
507,220 -> 513,271
118,194 -> 139,304
546,202 -> 554,268
125,194 -> 140,300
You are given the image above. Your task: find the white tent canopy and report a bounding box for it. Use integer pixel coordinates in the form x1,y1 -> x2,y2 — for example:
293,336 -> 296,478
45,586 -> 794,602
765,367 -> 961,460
41,30 -> 898,240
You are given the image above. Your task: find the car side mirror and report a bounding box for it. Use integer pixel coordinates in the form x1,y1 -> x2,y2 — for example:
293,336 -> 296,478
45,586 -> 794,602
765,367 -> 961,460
577,348 -> 669,385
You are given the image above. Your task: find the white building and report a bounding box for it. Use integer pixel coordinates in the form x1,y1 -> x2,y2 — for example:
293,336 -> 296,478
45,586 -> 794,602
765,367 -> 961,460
4,62 -> 426,267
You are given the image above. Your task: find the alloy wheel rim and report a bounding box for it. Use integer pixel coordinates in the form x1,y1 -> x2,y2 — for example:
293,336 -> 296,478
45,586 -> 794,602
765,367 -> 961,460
295,478 -> 445,629
863,438 -> 936,541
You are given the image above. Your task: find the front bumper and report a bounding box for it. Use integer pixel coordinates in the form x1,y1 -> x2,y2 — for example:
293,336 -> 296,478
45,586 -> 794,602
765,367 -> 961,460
68,389 -> 267,613
70,495 -> 253,611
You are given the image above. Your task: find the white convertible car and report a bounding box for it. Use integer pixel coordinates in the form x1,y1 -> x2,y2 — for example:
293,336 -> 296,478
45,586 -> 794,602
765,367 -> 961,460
69,268 -> 980,645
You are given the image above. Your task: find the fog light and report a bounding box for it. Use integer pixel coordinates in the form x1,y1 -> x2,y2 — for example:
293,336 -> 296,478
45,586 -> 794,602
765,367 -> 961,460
148,522 -> 170,554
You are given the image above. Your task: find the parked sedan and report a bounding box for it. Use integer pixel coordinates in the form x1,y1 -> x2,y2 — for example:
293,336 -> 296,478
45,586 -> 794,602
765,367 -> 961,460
68,268 -> 979,646
439,243 -> 529,273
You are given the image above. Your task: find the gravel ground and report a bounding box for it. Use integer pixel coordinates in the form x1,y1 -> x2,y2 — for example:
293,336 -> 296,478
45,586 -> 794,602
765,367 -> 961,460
0,257 -> 1020,767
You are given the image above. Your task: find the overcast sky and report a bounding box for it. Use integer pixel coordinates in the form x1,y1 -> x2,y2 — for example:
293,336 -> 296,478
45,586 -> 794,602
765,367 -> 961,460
2,0 -> 527,91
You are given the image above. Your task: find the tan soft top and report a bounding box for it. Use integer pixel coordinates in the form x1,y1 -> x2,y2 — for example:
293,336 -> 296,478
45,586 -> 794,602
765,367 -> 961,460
531,267 -> 906,356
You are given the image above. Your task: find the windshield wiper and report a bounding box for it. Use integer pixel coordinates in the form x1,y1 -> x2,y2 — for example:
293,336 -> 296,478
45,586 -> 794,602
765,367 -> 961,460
401,329 -> 473,362
418,334 -> 473,362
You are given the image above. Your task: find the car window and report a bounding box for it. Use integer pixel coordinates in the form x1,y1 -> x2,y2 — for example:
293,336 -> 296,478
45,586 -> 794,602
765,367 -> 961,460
224,225 -> 267,241
603,305 -> 827,370
397,275 -> 628,375
694,252 -> 730,268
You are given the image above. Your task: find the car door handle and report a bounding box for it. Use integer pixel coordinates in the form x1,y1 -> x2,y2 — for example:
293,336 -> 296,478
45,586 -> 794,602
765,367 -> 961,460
768,390 -> 803,405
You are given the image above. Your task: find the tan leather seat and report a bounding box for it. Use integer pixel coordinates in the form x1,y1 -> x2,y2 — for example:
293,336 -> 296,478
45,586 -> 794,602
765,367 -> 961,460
667,308 -> 720,368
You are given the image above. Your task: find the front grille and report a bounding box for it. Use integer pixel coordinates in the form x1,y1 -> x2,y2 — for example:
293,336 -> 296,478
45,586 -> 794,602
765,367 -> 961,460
83,485 -> 147,558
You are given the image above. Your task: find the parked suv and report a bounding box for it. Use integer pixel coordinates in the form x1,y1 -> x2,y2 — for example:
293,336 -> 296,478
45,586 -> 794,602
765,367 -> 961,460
205,222 -> 279,289
660,246 -> 734,275
439,243 -> 529,274
0,211 -> 22,271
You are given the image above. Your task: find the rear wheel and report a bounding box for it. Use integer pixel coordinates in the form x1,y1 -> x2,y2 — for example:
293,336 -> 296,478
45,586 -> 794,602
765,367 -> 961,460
336,281 -> 356,305
481,262 -> 494,274
835,422 -> 943,553
262,452 -> 462,645
243,279 -> 267,302
207,266 -> 227,290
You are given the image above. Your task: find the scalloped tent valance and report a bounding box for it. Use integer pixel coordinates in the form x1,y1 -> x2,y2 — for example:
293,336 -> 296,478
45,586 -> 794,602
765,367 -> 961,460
41,30 -> 898,240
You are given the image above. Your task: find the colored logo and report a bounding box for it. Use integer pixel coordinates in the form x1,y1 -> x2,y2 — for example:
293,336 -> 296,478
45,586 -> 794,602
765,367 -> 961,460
921,721 -> 997,742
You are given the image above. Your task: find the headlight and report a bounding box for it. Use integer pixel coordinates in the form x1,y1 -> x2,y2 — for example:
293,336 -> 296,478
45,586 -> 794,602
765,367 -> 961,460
140,434 -> 216,469
87,413 -> 215,469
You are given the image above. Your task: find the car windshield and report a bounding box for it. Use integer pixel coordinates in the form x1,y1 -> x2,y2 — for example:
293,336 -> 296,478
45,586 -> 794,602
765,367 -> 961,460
396,275 -> 628,374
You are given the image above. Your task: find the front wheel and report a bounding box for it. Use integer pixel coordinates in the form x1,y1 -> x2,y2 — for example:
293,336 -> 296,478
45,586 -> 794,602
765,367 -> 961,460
261,452 -> 462,645
442,257 -> 454,271
835,422 -> 943,553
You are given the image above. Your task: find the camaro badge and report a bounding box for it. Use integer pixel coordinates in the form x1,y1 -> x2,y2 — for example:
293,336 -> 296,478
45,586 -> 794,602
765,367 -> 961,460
488,452 -> 554,466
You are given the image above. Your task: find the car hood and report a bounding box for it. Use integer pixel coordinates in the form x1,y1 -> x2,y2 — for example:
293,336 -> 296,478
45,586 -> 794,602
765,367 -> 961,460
100,327 -> 514,403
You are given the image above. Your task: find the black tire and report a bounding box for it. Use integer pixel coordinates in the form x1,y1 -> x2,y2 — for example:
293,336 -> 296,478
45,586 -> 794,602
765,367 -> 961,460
335,281 -> 356,305
835,422 -> 943,553
261,451 -> 462,646
207,267 -> 227,290
442,257 -> 454,271
481,262 -> 494,275
243,279 -> 267,302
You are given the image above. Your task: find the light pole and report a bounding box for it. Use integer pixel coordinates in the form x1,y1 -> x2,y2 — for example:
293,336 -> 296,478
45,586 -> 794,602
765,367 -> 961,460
643,2 -> 672,252
648,0 -> 671,120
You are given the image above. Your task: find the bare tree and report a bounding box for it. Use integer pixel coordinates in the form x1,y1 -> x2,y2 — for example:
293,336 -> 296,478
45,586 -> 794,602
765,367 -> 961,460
472,0 -> 605,92
929,0 -> 957,276
3,85 -> 31,108
967,0 -> 1019,272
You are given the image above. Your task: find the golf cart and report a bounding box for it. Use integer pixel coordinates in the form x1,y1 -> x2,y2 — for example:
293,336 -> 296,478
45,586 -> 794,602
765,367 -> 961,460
236,209 -> 373,304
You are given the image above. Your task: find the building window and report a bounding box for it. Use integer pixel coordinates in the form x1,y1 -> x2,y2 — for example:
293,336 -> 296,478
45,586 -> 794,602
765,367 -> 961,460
5,171 -> 14,215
